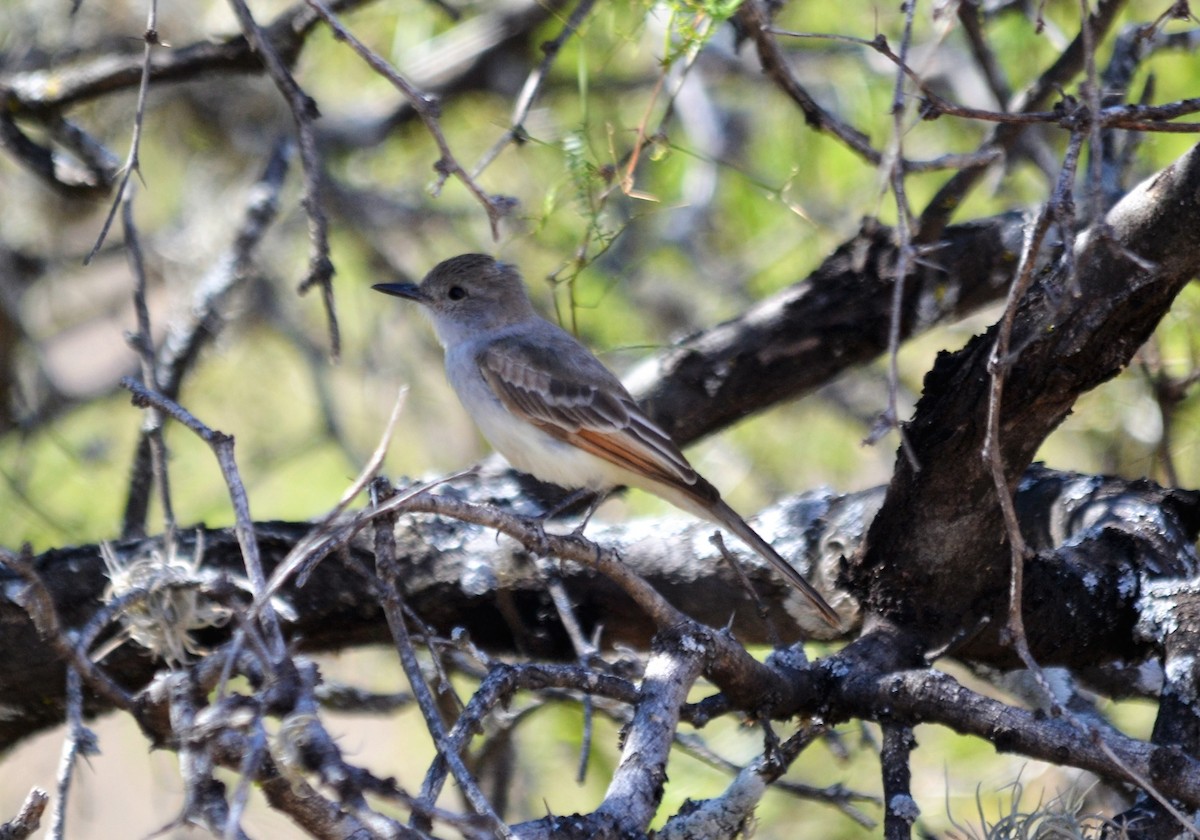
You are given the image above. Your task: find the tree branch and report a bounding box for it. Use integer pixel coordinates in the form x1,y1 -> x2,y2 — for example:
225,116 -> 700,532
852,139 -> 1200,646
0,464 -> 1194,754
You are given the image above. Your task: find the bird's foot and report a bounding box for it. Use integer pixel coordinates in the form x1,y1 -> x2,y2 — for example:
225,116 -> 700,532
523,488 -> 614,555
524,516 -> 554,557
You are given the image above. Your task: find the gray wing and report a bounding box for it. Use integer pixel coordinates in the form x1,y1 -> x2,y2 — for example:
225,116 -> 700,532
476,330 -> 707,493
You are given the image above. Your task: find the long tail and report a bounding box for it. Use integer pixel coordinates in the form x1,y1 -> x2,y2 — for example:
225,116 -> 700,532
709,499 -> 842,629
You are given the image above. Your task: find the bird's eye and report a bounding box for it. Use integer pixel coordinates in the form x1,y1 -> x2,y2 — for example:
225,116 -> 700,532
448,286 -> 467,300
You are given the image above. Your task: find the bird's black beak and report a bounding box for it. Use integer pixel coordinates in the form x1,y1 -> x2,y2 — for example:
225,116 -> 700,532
372,282 -> 427,303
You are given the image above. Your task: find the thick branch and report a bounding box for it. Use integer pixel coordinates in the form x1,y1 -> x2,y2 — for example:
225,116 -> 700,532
0,0 -> 369,116
628,215 -> 1024,446
595,630 -> 705,834
0,466 -> 1193,753
853,140 -> 1200,644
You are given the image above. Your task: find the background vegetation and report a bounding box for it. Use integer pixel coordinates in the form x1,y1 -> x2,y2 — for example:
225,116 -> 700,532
1,0 -> 1199,837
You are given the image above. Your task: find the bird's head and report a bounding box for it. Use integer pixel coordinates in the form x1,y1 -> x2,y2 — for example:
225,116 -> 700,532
374,253 -> 537,344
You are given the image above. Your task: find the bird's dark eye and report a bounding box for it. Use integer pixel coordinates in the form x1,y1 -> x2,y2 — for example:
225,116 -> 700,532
448,286 -> 467,300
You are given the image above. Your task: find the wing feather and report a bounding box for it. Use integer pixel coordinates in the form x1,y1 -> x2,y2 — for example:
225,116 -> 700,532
477,333 -> 700,490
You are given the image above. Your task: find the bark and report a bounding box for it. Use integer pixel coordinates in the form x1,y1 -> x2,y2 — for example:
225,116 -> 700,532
629,215 -> 1024,446
850,140 -> 1200,650
0,464 -> 1194,754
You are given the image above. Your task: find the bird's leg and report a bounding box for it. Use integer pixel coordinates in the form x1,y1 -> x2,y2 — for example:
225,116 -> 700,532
526,488 -> 615,554
570,488 -> 613,537
521,488 -> 591,556
528,484 -> 614,544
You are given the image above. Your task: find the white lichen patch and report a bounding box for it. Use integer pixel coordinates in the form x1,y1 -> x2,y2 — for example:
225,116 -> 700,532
888,793 -> 921,823
1164,654 -> 1199,703
97,534 -> 293,666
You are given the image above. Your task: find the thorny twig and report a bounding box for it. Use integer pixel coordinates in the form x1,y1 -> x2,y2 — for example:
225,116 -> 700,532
165,670 -> 246,838
711,532 -> 782,648
978,54 -> 1196,836
471,0 -> 599,179
226,0 -> 340,359
862,0 -> 920,472
418,659 -> 644,808
371,479 -> 515,838
119,379 -> 286,658
916,0 -> 1125,240
984,131 -> 1083,659
48,668 -> 97,840
306,0 -> 518,238
734,0 -> 881,164
84,0 -> 160,262
120,182 -> 175,540
537,559 -> 601,782
669,729 -> 877,828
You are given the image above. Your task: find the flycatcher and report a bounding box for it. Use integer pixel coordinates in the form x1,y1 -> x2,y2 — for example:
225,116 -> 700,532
374,253 -> 840,629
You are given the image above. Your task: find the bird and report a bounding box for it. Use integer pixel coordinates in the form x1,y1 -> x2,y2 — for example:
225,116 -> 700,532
373,253 -> 841,629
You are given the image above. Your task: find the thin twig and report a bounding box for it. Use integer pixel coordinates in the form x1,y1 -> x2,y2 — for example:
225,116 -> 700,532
863,0 -> 920,472
471,0 -> 598,179
306,0 -> 517,238
120,182 -> 175,540
983,132 -> 1082,657
371,479 -> 516,838
1078,0 -> 1104,224
976,118 -> 1198,835
49,668 -> 97,840
538,560 -> 601,784
374,488 -> 807,714
710,532 -> 782,648
417,659 -> 642,809
123,139 -> 292,535
85,0 -> 160,263
224,721 -> 268,840
226,0 -> 340,358
916,0 -> 1124,240
119,379 -> 286,659
670,729 -> 877,827
257,386 -> 406,599
166,671 -> 246,838
735,1 -> 881,165
956,1 -> 1012,107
